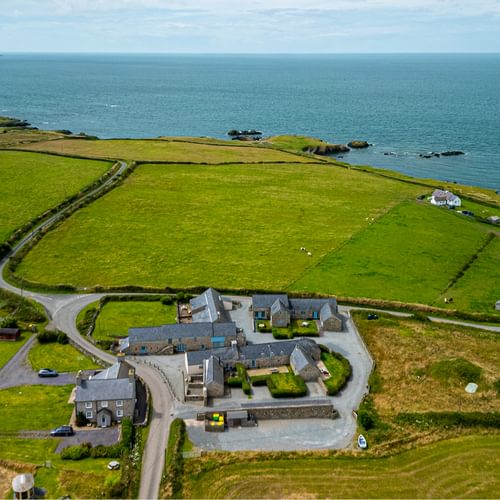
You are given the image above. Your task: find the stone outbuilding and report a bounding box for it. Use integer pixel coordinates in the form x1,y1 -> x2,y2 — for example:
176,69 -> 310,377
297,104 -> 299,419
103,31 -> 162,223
204,355 -> 225,397
290,344 -> 321,382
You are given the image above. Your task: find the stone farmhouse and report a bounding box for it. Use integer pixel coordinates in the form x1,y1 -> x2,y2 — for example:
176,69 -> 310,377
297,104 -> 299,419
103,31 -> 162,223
429,189 -> 462,207
185,338 -> 321,397
120,288 -> 244,355
75,359 -> 137,427
252,294 -> 343,332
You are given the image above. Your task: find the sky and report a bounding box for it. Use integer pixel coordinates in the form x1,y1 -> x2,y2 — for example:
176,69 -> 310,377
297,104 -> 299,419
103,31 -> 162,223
1,0 -> 500,53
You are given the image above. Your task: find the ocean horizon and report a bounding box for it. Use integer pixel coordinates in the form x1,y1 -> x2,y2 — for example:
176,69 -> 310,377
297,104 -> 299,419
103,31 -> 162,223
1,53 -> 499,190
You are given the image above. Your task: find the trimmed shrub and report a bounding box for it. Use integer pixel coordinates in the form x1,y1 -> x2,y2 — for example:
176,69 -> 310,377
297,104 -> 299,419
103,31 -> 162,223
251,374 -> 270,386
266,373 -> 307,398
61,443 -> 91,460
227,377 -> 243,388
121,417 -> 134,451
272,329 -> 291,340
242,378 -> 252,395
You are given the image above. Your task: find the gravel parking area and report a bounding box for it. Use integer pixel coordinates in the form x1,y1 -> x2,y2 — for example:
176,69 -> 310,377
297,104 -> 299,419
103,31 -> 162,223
55,426 -> 120,453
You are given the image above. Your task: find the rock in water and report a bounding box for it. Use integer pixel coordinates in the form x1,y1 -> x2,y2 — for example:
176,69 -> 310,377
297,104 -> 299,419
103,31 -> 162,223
347,140 -> 370,149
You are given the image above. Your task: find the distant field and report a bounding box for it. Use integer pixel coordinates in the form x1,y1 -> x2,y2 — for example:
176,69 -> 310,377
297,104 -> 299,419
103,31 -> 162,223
0,151 -> 111,243
20,138 -> 314,163
91,300 -> 177,341
290,202 -> 495,308
441,236 -> 500,314
0,128 -> 63,148
354,313 -> 500,416
182,435 -> 500,499
28,342 -> 100,372
15,162 -> 423,289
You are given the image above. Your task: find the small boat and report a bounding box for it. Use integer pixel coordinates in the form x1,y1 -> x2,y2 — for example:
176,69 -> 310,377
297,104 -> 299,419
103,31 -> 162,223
358,434 -> 367,449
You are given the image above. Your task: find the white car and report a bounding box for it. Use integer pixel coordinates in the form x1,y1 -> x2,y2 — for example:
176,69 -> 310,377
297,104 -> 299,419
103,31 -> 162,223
107,461 -> 120,470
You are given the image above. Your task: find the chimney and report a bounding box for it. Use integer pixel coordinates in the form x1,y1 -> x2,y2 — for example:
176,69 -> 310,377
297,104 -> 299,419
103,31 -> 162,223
231,340 -> 237,348
76,370 -> 83,386
128,368 -> 135,383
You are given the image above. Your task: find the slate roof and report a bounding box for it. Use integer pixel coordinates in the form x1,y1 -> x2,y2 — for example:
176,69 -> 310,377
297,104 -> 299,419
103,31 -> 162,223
0,328 -> 20,335
290,345 -> 316,373
75,378 -> 135,402
186,338 -> 319,366
271,298 -> 288,315
320,302 -> 337,321
128,321 -> 237,343
289,297 -> 338,313
187,345 -> 239,366
204,356 -> 224,386
92,360 -> 131,380
252,294 -> 289,309
432,189 -> 460,203
190,288 -> 232,323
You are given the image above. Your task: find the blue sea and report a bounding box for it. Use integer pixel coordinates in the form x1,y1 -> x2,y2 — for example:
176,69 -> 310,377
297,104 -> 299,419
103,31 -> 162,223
1,53 -> 499,190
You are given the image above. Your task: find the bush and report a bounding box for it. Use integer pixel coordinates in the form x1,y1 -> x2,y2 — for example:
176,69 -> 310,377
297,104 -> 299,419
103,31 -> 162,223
318,344 -> 331,353
161,296 -> 175,305
37,330 -> 59,343
75,411 -> 88,427
175,292 -> 193,303
0,316 -> 17,328
77,307 -> 97,335
121,417 -> 134,451
164,419 -> 186,498
272,328 -> 292,340
395,412 -> 500,429
90,443 -> 122,458
242,378 -> 252,395
251,374 -> 270,386
368,370 -> 383,393
227,377 -> 242,388
57,332 -> 69,344
266,373 -> 307,398
61,443 -> 91,460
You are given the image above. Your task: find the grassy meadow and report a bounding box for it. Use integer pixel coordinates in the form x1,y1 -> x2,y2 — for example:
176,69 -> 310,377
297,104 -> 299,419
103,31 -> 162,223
28,342 -> 100,372
0,332 -> 32,369
440,236 -> 500,314
354,313 -> 500,416
181,435 -> 500,499
15,162 -> 424,289
91,300 -> 177,341
0,151 -> 111,243
20,138 -> 314,163
290,201 -> 497,309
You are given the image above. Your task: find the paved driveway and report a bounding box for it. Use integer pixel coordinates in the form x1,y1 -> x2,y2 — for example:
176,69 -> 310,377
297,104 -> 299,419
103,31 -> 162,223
0,335 -> 75,389
55,426 -> 121,453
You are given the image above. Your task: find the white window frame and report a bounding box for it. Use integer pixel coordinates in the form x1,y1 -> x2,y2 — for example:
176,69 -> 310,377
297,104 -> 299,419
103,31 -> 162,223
86,410 -> 93,419
101,400 -> 108,408
85,401 -> 92,409
116,400 -> 123,407
116,409 -> 124,418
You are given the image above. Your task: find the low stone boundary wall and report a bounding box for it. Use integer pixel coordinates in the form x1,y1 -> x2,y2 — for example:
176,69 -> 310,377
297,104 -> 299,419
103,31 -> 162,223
241,399 -> 338,420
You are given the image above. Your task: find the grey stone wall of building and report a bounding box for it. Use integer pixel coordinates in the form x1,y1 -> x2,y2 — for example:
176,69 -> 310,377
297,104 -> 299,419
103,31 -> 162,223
242,402 -> 338,420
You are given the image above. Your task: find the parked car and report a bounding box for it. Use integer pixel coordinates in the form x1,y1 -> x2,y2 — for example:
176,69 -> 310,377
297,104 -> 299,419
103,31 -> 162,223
367,313 -> 379,320
38,368 -> 59,377
50,425 -> 74,437
107,461 -> 120,470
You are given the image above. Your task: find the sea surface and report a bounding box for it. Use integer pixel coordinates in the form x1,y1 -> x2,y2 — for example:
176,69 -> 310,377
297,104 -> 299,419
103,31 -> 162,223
1,53 -> 499,190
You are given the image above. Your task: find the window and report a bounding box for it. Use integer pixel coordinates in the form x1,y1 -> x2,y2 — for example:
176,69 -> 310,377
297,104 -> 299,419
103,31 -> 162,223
86,411 -> 93,419
116,400 -> 123,407
116,409 -> 123,418
101,401 -> 108,408
85,402 -> 92,409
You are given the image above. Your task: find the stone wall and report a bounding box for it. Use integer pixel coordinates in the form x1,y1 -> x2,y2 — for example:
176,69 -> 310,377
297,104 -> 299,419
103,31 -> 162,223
241,401 -> 338,420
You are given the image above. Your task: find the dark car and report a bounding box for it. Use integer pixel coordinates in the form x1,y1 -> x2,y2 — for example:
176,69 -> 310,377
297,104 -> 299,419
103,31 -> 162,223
38,368 -> 59,377
367,313 -> 379,320
50,425 -> 74,437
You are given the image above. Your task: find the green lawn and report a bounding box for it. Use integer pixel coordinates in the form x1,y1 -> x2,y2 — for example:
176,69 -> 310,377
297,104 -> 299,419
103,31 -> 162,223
21,138 -> 312,163
28,342 -> 100,372
0,385 -> 73,432
182,435 -> 500,498
0,151 -> 111,243
290,201 -> 494,307
0,438 -> 118,499
266,372 -> 307,397
0,332 -> 32,369
440,236 -> 500,315
15,162 -> 423,290
92,300 -> 178,341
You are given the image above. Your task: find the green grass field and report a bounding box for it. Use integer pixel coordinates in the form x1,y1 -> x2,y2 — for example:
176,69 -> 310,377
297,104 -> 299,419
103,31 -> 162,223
0,385 -> 73,432
28,342 -> 100,372
440,236 -> 500,314
0,151 -> 111,243
21,138 -> 313,163
182,435 -> 499,499
290,201 -> 496,308
92,300 -> 177,341
14,162 -> 423,290
0,332 -> 32,369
